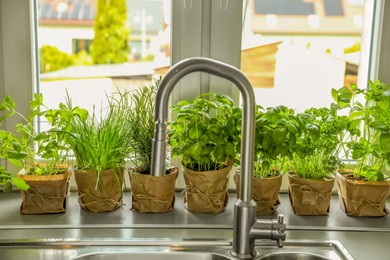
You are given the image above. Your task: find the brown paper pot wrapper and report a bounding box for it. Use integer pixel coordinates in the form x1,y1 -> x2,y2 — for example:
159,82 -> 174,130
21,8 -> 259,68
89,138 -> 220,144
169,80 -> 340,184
75,168 -> 124,213
129,167 -> 178,213
234,172 -> 282,215
336,172 -> 390,217
183,165 -> 231,213
18,169 -> 72,215
288,173 -> 334,216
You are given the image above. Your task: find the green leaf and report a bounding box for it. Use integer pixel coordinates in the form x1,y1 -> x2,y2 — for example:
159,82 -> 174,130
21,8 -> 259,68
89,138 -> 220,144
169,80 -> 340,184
2,182 -> 13,193
30,93 -> 43,109
12,177 -> 30,191
7,151 -> 28,160
261,160 -> 270,172
214,144 -> 226,162
74,107 -> 88,121
261,135 -> 271,150
191,142 -> 202,160
0,96 -> 15,112
380,133 -> 390,153
331,88 -> 338,102
383,90 -> 390,97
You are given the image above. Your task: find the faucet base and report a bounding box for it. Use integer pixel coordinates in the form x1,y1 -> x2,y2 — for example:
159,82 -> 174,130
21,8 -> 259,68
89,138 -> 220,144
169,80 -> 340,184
231,199 -> 257,258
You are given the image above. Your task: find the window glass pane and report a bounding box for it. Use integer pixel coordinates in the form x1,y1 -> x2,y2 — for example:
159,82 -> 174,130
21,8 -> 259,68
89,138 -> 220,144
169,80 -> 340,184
37,0 -> 170,129
36,0 -> 368,115
244,0 -> 365,111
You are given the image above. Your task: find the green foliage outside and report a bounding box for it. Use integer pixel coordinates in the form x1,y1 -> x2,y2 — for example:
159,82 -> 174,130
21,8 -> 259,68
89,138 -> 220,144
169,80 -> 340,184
39,46 -> 93,73
90,0 -> 130,64
40,45 -> 75,73
344,42 -> 361,54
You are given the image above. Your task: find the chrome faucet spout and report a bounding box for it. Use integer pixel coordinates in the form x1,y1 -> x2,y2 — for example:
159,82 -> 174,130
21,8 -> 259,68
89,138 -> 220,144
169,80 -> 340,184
151,57 -> 286,259
151,57 -> 255,189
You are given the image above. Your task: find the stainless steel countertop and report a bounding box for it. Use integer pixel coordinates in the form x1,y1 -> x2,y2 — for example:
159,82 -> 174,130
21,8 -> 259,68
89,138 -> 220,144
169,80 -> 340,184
0,192 -> 389,259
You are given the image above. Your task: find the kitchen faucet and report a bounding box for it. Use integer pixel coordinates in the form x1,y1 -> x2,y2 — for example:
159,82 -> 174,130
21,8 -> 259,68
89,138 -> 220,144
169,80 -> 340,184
150,57 -> 286,258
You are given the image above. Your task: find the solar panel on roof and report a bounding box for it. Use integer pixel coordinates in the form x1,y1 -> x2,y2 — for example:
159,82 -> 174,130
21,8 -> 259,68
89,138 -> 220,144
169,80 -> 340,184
254,0 -> 315,16
83,5 -> 92,20
39,3 -> 51,19
323,0 -> 344,16
71,3 -> 81,20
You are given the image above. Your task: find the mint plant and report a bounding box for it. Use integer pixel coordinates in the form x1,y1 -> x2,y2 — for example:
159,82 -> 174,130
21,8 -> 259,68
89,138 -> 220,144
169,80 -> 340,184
168,93 -> 241,171
0,94 -> 72,192
332,80 -> 390,181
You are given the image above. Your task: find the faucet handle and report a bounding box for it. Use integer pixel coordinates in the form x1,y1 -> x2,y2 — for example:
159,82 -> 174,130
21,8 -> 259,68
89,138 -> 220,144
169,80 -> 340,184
273,214 -> 287,247
277,214 -> 284,224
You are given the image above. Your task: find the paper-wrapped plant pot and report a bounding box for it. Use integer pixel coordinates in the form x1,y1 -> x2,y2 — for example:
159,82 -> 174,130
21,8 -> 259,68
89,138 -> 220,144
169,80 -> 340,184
234,172 -> 282,215
336,171 -> 390,217
288,173 -> 335,216
183,165 -> 231,213
18,169 -> 72,215
129,166 -> 178,213
75,168 -> 124,213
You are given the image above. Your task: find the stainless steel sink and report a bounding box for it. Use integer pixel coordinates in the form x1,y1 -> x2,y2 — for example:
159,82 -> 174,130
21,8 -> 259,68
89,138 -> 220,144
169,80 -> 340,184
257,252 -> 329,260
73,252 -> 231,260
73,251 -> 330,260
0,239 -> 354,260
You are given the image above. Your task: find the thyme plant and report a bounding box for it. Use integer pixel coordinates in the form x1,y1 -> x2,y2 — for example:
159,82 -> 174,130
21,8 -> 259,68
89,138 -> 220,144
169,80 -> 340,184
125,80 -> 158,173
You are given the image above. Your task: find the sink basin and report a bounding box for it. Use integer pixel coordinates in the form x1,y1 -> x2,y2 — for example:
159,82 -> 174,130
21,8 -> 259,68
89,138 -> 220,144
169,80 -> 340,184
73,252 -> 231,260
73,251 -> 331,260
0,239 -> 354,260
257,252 -> 329,260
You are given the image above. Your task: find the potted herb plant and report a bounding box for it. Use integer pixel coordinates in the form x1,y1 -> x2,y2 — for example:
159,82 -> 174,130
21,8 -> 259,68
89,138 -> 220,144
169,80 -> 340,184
288,105 -> 347,215
168,92 -> 241,213
126,79 -> 178,213
333,80 -> 390,217
51,94 -> 132,213
0,94 -> 72,214
235,105 -> 300,215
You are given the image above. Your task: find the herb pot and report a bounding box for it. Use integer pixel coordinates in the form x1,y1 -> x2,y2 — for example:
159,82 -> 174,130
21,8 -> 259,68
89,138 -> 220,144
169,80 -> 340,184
288,172 -> 335,215
74,168 -> 124,213
183,165 -> 232,213
336,171 -> 390,217
18,169 -> 72,215
129,166 -> 178,213
234,171 -> 282,215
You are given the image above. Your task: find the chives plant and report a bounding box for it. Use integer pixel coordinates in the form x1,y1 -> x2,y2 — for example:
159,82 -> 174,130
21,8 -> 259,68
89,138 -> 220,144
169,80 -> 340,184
52,92 -> 133,188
